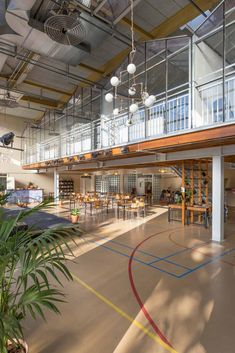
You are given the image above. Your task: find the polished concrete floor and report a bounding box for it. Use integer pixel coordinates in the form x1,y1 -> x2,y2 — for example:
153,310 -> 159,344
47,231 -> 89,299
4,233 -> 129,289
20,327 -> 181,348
25,207 -> 235,353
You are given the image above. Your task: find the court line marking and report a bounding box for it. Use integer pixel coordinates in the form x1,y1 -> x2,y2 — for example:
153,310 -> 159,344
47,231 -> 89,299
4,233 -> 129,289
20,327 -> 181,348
72,273 -> 178,353
83,231 -> 235,279
85,232 -> 193,274
93,234 -> 191,270
87,237 -> 180,278
178,246 -> 235,278
168,233 -> 235,268
128,229 -> 181,351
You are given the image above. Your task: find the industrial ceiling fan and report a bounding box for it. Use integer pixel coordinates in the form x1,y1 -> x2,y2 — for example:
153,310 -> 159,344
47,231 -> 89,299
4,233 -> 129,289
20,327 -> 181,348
44,3 -> 86,46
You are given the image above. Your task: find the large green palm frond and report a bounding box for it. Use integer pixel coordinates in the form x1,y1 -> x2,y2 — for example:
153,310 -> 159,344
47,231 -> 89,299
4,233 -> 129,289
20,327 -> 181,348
0,202 -> 81,351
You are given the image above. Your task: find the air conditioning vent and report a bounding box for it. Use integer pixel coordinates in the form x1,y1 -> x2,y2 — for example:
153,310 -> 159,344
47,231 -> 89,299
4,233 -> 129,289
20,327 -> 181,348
44,14 -> 86,46
0,99 -> 20,108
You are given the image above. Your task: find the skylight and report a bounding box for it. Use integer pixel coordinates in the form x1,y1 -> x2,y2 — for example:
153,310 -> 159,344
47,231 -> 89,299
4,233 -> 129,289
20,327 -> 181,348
182,10 -> 211,32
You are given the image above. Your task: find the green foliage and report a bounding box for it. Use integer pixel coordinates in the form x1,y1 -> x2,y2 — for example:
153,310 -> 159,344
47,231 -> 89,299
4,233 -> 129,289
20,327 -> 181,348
70,208 -> 79,216
0,192 -> 11,206
0,202 -> 79,352
174,192 -> 182,204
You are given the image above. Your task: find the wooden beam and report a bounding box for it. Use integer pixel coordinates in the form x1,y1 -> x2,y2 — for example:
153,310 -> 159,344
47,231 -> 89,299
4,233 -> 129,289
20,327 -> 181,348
0,75 -> 73,104
80,48 -> 130,85
120,17 -> 154,40
79,63 -> 105,75
151,0 -> 219,38
127,124 -> 235,153
23,80 -> 73,97
20,95 -> 63,108
22,123 -> 235,171
84,0 -> 219,83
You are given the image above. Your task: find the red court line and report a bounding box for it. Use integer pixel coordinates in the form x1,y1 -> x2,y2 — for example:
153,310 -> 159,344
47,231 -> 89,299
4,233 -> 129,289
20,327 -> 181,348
128,228 -> 182,350
168,234 -> 235,267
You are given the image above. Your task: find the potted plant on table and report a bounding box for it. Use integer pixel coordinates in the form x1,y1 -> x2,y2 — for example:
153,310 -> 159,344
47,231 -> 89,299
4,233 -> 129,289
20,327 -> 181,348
70,208 -> 80,223
0,203 -> 76,353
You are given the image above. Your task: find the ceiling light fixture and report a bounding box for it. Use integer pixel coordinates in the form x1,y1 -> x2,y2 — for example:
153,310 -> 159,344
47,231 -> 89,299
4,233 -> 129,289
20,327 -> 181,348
105,0 -> 156,123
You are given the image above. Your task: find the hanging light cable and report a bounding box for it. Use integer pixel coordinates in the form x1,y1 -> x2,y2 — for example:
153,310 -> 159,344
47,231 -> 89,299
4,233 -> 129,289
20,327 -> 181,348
127,0 -> 137,75
105,0 -> 156,117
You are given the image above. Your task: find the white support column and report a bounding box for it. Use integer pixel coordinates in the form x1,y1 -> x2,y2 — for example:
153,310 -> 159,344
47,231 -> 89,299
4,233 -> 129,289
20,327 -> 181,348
120,173 -> 124,194
91,175 -> 96,192
212,155 -> 224,242
54,169 -> 59,204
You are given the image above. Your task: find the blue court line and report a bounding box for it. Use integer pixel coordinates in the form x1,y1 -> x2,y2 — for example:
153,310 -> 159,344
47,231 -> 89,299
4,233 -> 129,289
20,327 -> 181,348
87,238 -> 180,278
147,240 -> 212,265
86,235 -> 235,279
178,246 -> 235,278
93,234 -> 191,271
149,259 -> 190,271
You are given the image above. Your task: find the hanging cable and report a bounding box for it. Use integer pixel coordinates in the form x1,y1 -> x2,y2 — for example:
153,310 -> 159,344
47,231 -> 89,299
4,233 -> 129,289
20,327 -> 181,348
130,0 -> 136,63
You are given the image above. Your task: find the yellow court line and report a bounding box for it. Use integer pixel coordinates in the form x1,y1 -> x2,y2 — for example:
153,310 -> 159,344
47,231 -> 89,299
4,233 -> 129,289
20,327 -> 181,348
72,273 -> 178,353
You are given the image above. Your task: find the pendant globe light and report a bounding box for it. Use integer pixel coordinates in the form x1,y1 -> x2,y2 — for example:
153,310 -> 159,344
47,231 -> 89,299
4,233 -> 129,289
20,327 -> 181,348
105,0 -> 156,115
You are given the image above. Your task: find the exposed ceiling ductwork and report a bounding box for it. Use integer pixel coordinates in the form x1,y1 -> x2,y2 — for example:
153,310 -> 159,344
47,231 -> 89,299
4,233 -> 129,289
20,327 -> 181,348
4,0 -> 107,65
44,14 -> 86,46
0,89 -> 22,108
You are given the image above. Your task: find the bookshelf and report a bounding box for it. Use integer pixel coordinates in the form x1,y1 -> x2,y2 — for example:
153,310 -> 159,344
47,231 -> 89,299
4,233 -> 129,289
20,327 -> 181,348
59,179 -> 74,199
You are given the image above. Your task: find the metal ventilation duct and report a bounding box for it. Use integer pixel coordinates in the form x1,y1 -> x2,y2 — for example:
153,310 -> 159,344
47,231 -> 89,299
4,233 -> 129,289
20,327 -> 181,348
0,99 -> 20,108
0,89 -> 22,108
44,14 -> 86,46
4,0 -> 107,66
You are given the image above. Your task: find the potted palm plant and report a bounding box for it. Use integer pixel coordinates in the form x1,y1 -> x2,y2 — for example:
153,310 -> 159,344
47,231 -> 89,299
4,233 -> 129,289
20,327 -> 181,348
0,191 -> 11,206
0,203 -> 78,353
70,208 -> 80,223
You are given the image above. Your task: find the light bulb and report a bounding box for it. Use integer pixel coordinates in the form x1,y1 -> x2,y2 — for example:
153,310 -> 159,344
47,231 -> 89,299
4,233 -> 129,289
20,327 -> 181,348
149,95 -> 156,104
144,97 -> 152,107
144,95 -> 156,107
141,91 -> 149,101
128,87 -> 136,96
129,103 -> 138,113
105,93 -> 113,103
113,108 -> 119,116
127,63 -> 136,75
126,118 -> 133,126
110,76 -> 120,87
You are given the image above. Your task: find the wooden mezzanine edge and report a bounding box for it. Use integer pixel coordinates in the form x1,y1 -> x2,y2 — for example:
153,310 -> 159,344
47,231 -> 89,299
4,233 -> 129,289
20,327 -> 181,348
22,123 -> 235,170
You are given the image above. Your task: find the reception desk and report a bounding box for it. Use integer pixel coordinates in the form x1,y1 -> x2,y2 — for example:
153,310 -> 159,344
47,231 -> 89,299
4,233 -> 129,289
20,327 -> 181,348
7,189 -> 43,204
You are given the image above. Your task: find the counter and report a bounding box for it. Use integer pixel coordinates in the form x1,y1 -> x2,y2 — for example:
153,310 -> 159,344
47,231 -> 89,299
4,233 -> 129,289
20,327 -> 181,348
7,189 -> 43,204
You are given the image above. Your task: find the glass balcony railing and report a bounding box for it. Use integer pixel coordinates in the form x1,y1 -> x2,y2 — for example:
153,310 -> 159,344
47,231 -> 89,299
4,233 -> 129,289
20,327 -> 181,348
22,74 -> 235,165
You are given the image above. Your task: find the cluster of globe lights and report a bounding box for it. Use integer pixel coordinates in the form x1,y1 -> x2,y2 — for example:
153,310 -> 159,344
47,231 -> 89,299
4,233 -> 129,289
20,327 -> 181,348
105,62 -> 156,117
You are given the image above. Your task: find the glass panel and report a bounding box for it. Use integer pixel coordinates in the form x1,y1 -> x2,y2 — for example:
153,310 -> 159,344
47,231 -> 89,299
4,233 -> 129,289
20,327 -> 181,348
147,102 -> 165,137
226,0 -> 235,12
194,29 -> 223,86
225,77 -> 235,121
147,61 -> 166,97
166,94 -> 189,133
168,48 -> 189,93
124,174 -> 136,193
195,3 -> 223,38
225,22 -> 235,67
167,37 -> 189,55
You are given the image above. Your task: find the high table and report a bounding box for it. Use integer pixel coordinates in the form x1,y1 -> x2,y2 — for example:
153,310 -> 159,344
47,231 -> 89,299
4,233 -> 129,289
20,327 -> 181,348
186,205 -> 211,228
168,204 -> 185,223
